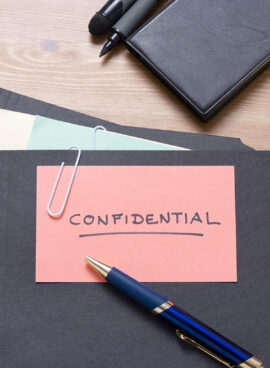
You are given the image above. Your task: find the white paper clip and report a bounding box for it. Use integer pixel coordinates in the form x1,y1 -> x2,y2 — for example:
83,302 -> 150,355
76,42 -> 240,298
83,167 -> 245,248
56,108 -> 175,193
47,146 -> 81,218
92,126 -> 107,150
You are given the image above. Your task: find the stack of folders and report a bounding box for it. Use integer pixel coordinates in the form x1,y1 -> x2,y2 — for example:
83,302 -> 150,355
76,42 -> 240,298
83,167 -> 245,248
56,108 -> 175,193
0,88 -> 268,368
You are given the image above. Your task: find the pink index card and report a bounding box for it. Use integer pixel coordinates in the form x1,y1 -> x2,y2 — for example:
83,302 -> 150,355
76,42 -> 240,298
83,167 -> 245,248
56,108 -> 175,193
36,166 -> 237,283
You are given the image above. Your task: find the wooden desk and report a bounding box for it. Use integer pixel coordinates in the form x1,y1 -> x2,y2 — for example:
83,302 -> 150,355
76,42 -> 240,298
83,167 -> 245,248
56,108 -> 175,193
0,0 -> 269,149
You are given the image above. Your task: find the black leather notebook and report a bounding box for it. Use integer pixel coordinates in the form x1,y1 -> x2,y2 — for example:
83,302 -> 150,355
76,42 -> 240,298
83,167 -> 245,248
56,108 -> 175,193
126,0 -> 270,120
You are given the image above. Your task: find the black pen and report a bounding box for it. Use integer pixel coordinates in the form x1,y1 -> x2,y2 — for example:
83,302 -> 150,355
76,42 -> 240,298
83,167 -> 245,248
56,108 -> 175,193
89,0 -> 138,36
100,0 -> 159,57
85,256 -> 264,368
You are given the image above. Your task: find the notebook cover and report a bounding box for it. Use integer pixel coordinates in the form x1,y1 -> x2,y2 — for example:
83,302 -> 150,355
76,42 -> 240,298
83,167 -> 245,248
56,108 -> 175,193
126,0 -> 270,120
0,88 -> 253,150
0,150 -> 269,367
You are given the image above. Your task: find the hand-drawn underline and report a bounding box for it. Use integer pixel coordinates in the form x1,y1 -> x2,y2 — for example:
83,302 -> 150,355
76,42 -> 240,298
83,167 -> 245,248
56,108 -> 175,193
79,232 -> 204,238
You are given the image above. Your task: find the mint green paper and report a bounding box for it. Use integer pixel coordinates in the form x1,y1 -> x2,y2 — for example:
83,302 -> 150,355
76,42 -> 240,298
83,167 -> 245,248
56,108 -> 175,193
27,116 -> 188,151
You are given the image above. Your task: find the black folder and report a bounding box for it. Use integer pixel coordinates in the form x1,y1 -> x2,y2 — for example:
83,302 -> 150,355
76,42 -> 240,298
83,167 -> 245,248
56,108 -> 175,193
0,88 -> 252,151
0,150 -> 269,367
126,0 -> 270,120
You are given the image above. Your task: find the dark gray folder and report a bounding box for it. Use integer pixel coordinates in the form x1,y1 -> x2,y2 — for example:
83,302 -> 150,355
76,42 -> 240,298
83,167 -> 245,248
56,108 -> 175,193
0,150 -> 269,367
0,88 -> 252,151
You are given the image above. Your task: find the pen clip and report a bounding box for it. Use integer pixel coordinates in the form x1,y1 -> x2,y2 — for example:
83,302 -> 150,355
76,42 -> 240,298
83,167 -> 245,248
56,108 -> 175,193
176,330 -> 234,368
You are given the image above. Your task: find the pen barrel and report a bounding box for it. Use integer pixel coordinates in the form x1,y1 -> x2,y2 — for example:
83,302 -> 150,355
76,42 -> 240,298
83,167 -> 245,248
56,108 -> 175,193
120,0 -> 138,13
106,268 -> 168,310
160,304 -> 253,367
113,0 -> 158,38
100,0 -> 137,20
106,268 -> 262,368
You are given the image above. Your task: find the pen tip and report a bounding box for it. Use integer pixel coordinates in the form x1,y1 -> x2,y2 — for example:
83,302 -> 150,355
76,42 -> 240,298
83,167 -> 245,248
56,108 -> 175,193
85,256 -> 112,278
99,40 -> 114,57
99,47 -> 108,57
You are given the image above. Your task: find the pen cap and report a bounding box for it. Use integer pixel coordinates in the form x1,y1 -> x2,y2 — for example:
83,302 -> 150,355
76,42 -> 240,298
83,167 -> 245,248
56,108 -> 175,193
106,267 -> 168,310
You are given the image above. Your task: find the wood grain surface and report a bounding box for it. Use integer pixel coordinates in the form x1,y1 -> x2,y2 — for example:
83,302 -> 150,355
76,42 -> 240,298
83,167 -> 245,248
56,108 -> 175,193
0,0 -> 269,149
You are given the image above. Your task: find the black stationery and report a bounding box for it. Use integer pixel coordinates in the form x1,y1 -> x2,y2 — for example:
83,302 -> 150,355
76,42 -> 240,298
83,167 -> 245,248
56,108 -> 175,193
126,0 -> 270,120
0,150 -> 269,367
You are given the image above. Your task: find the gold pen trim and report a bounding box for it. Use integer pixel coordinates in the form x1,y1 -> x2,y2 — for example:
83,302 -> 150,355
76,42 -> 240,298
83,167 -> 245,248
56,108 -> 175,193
176,330 -> 233,367
152,301 -> 174,315
238,357 -> 264,368
176,330 -> 264,368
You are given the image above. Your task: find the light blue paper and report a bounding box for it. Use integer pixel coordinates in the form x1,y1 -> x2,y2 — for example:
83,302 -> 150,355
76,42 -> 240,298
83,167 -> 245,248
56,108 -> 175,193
27,116 -> 189,151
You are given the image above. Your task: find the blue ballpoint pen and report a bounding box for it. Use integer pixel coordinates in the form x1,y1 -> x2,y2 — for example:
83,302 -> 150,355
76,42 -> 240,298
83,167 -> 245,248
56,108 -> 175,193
85,257 -> 264,368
